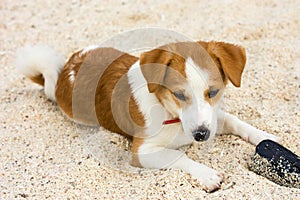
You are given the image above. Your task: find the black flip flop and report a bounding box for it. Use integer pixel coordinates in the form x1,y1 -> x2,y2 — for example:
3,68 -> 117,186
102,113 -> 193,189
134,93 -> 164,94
248,139 -> 300,188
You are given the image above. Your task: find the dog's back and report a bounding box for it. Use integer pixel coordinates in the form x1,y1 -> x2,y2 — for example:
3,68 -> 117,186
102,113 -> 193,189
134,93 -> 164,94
16,45 -> 141,136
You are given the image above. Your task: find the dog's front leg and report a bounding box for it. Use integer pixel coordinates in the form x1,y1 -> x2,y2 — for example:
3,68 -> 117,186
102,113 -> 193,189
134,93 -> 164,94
132,140 -> 224,192
218,110 -> 282,145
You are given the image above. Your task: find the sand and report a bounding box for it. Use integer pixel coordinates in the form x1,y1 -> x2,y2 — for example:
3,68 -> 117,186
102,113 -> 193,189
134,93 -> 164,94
1,0 -> 299,199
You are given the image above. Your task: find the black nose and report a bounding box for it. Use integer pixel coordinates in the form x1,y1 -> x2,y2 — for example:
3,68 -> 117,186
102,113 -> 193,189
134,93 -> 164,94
192,125 -> 210,141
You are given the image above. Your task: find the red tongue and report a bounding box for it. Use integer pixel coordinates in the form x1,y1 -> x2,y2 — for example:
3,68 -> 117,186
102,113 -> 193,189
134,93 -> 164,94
162,118 -> 181,125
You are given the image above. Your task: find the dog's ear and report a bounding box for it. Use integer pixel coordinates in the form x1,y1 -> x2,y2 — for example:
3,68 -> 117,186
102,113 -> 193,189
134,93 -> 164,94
140,49 -> 172,93
201,41 -> 246,87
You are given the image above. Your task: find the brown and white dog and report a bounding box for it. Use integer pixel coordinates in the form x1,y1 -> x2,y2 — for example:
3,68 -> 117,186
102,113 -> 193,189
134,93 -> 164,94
16,41 -> 281,192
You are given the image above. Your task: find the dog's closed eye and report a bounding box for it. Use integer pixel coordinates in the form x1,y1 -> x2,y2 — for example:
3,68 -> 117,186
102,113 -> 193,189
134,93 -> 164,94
208,88 -> 219,98
173,90 -> 186,101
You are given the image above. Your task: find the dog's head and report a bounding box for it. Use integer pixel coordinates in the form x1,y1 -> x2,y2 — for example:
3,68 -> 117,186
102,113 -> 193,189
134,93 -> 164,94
140,41 -> 246,141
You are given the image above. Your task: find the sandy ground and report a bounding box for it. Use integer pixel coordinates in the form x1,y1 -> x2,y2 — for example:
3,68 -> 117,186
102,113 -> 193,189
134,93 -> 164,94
1,0 -> 300,199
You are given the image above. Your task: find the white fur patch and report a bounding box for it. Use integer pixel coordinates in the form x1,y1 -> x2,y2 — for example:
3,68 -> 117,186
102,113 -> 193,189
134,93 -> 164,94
137,138 -> 223,192
185,57 -> 209,92
15,45 -> 64,101
127,61 -> 158,123
69,69 -> 75,83
180,57 -> 217,138
219,111 -> 282,145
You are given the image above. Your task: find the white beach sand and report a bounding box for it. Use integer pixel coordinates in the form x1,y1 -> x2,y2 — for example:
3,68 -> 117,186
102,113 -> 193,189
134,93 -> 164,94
1,0 -> 299,199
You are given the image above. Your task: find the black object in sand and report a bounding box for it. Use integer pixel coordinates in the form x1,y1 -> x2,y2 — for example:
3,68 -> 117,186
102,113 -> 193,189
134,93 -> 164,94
248,139 -> 300,188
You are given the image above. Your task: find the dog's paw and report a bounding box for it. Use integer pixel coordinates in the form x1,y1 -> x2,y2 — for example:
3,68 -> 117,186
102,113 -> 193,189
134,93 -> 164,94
202,171 -> 224,192
191,165 -> 224,192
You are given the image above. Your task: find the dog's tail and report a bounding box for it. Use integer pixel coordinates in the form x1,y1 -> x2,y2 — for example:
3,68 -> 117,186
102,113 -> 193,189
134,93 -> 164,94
15,45 -> 65,101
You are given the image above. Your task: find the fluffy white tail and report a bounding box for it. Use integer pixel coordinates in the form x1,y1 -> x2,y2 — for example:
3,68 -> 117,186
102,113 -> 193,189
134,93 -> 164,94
15,45 -> 64,101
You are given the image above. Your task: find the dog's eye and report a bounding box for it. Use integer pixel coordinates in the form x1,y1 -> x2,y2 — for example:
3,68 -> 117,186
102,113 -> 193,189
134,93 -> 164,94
173,91 -> 186,101
208,89 -> 219,98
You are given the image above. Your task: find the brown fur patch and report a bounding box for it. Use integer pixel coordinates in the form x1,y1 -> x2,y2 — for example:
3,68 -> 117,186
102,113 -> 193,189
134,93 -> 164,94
56,47 -> 145,138
29,74 -> 44,86
55,50 -> 84,118
131,137 -> 144,167
198,41 -> 246,87
94,51 -> 144,137
203,88 -> 211,105
140,45 -> 191,117
140,43 -> 192,92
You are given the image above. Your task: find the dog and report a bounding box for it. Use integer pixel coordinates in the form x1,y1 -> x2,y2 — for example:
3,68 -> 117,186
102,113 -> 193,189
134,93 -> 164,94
15,41 -> 282,192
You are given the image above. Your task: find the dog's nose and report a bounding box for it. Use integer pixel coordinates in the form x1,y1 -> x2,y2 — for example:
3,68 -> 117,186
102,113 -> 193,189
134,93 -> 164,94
192,125 -> 210,141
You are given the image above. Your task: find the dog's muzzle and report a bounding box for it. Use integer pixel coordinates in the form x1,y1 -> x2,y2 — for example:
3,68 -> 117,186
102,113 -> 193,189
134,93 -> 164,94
192,125 -> 210,141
